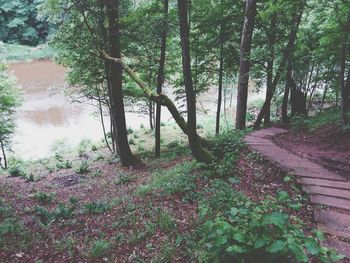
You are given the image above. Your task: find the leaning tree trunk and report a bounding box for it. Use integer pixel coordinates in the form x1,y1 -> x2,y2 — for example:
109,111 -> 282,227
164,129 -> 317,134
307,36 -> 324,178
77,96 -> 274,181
177,0 -> 215,163
235,0 -> 257,129
106,0 -> 139,166
254,3 -> 304,129
155,0 -> 169,158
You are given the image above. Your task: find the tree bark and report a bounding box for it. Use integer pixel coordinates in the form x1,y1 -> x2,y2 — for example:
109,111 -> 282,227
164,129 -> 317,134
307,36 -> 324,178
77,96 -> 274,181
263,13 -> 277,126
155,0 -> 169,158
340,13 -> 350,128
254,3 -> 304,129
0,140 -> 7,169
105,0 -> 139,166
235,0 -> 257,129
282,58 -> 293,124
177,0 -> 215,163
216,13 -> 224,135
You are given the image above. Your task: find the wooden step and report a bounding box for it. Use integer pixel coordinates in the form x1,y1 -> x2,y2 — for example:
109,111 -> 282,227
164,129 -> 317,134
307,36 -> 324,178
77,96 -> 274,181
315,210 -> 350,239
298,178 -> 350,190
325,239 -> 350,259
311,195 -> 350,210
303,185 -> 350,199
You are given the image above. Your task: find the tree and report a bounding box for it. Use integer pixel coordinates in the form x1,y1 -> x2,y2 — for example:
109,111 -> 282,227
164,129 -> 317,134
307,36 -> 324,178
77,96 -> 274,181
155,0 -> 169,157
235,0 -> 257,130
0,0 -> 49,45
0,65 -> 22,169
105,0 -> 139,166
254,0 -> 305,129
177,0 -> 215,163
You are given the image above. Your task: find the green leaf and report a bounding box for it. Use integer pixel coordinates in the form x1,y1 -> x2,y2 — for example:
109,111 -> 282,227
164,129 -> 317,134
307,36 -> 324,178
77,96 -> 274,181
276,191 -> 289,203
254,238 -> 269,249
268,240 -> 286,253
305,239 -> 320,256
215,235 -> 228,246
269,212 -> 288,228
288,242 -> 309,262
226,245 -> 245,254
233,233 -> 245,243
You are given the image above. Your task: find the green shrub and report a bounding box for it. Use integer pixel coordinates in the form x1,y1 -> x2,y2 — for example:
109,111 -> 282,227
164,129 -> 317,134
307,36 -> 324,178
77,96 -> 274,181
56,160 -> 73,169
75,160 -> 89,174
84,201 -> 110,214
138,161 -> 198,201
157,211 -> 176,233
114,172 -> 134,185
197,192 -> 342,263
7,165 -> 26,178
34,192 -> 56,204
90,239 -> 111,258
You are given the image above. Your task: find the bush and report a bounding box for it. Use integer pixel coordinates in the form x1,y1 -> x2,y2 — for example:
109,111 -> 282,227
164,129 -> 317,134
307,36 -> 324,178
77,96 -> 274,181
84,202 -> 110,214
7,165 -> 26,178
75,160 -> 89,174
197,191 -> 342,263
90,240 -> 111,258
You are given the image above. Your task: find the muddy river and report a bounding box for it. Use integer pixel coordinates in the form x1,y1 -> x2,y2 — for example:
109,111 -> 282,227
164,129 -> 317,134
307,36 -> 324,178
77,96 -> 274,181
8,60 -> 263,160
9,60 -> 152,159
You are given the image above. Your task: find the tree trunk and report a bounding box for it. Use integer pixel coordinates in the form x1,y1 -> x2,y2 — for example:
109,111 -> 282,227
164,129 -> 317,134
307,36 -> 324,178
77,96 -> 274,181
98,92 -> 112,152
254,4 -> 304,129
177,0 -> 215,163
282,58 -> 293,124
216,16 -> 224,135
264,13 -> 277,126
106,0 -> 139,166
155,0 -> 169,158
340,13 -> 350,128
235,0 -> 257,129
320,85 -> 328,111
0,140 -> 7,169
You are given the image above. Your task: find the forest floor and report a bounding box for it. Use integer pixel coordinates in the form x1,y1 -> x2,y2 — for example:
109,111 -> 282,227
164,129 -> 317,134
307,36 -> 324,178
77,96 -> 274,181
273,125 -> 350,179
0,139 -> 318,262
0,110 -> 347,262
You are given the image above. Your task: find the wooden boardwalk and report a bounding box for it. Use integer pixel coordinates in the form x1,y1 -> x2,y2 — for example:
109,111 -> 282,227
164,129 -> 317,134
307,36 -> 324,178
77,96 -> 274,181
245,128 -> 350,258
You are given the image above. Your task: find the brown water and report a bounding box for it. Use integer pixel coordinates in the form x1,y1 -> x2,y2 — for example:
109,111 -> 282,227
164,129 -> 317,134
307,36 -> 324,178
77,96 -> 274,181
8,60 -> 263,160
9,61 -> 106,159
9,60 -> 167,159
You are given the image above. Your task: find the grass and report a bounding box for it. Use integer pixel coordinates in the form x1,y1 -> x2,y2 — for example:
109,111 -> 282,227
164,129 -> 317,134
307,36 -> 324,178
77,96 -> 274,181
0,43 -> 56,62
291,107 -> 340,131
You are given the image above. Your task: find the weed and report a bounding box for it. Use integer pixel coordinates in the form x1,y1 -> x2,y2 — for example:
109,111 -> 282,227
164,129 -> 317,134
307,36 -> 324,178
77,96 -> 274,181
56,159 -> 73,169
90,239 -> 111,258
34,192 -> 56,204
157,211 -> 176,233
7,165 -> 26,178
84,201 -> 110,214
75,160 -> 89,174
114,172 -> 134,185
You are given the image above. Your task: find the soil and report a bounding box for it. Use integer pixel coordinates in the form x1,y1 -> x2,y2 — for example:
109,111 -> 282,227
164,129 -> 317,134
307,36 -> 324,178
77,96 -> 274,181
0,146 -> 320,263
272,125 -> 350,179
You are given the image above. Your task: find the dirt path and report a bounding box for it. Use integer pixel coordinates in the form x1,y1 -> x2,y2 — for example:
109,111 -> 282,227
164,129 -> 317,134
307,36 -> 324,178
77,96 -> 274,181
245,127 -> 350,259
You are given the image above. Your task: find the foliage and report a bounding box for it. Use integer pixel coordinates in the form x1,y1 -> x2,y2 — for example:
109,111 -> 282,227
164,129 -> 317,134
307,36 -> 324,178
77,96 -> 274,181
0,65 -> 22,168
90,239 -> 111,258
75,160 -> 89,174
0,0 -> 49,45
291,108 -> 340,131
197,188 -> 341,263
138,161 -> 199,201
0,43 -> 55,62
34,192 -> 56,204
84,201 -> 110,215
